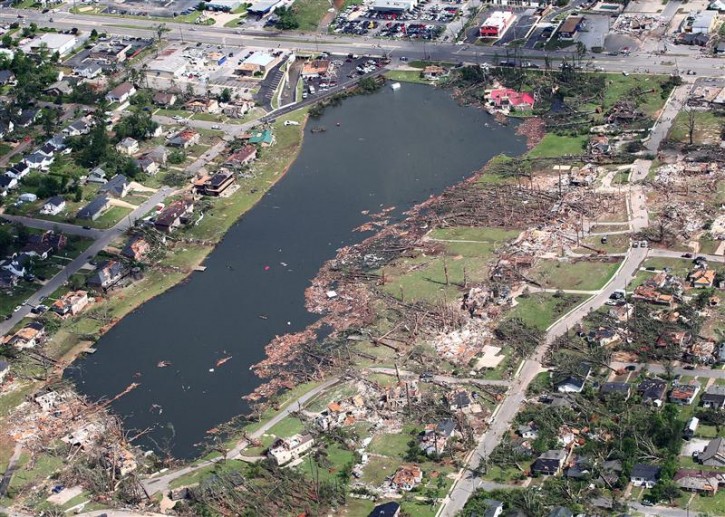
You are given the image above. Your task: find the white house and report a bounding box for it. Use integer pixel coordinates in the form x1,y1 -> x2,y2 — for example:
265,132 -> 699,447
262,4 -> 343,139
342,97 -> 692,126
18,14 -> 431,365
268,434 -> 314,465
41,196 -> 66,215
105,82 -> 137,103
74,62 -> 103,79
116,137 -> 139,155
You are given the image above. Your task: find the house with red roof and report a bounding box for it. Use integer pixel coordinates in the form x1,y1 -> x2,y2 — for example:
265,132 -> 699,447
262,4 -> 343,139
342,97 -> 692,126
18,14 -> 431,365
487,88 -> 535,112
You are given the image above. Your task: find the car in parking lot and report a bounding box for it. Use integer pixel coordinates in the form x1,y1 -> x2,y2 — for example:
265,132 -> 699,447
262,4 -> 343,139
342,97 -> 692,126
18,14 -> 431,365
625,365 -> 636,371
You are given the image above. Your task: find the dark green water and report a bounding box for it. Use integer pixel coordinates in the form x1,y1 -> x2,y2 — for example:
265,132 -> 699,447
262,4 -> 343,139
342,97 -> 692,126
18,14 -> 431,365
66,83 -> 527,458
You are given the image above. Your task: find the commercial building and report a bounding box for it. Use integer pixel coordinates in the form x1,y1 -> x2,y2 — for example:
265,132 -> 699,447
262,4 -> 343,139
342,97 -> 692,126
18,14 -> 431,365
20,33 -> 78,56
371,0 -> 417,11
479,11 -> 514,39
236,52 -> 280,77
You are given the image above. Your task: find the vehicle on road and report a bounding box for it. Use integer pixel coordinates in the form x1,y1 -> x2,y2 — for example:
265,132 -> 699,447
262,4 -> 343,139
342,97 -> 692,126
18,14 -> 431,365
622,71 -> 630,76
82,225 -> 92,230
683,365 -> 695,370
31,305 -> 48,314
13,305 -> 22,312
682,253 -> 693,258
211,124 -> 221,129
399,56 -> 408,61
639,240 -> 647,248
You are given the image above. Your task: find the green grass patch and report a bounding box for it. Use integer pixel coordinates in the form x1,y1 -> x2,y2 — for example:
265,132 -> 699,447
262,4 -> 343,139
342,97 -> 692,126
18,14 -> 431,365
384,70 -> 428,85
527,134 -> 587,159
368,426 -> 416,460
690,490 -> 725,516
668,111 -> 723,145
509,292 -> 585,330
268,416 -> 305,438
602,73 -> 668,117
528,259 -> 621,291
297,442 -> 355,483
292,0 -> 331,31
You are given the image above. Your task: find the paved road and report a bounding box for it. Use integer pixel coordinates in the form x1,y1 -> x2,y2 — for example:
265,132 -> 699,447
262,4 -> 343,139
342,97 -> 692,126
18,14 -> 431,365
0,10 -> 719,77
0,187 -> 173,337
141,376 -> 340,495
649,248 -> 725,263
611,361 -> 725,380
0,214 -> 103,239
368,367 -> 511,387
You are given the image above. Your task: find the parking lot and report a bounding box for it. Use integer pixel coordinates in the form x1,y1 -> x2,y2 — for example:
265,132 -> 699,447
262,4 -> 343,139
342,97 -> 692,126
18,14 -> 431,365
330,0 -> 461,40
299,54 -> 385,102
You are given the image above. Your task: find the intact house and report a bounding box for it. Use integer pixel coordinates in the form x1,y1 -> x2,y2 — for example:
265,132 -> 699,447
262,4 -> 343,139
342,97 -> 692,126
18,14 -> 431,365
669,382 -> 701,405
6,162 -> 29,180
105,82 -> 137,104
122,236 -> 151,262
267,433 -> 314,465
154,199 -> 194,233
225,145 -> 257,168
699,437 -> 725,468
554,363 -> 591,393
152,92 -> 177,107
87,260 -> 127,290
87,166 -> 107,184
135,155 -> 160,175
99,174 -> 130,198
74,61 -> 104,79
674,469 -> 722,495
168,129 -> 200,149
418,419 -> 458,456
64,118 -> 92,137
52,290 -> 90,317
531,449 -> 568,476
17,107 -> 40,128
0,174 -> 17,195
599,382 -> 631,400
115,137 -> 139,155
701,385 -> 725,410
638,378 -> 668,407
518,423 -> 539,440
6,321 -> 45,349
77,196 -> 110,221
0,119 -> 13,139
0,70 -> 17,86
41,195 -> 66,215
630,463 -> 661,488
390,465 -> 423,491
24,151 -> 54,171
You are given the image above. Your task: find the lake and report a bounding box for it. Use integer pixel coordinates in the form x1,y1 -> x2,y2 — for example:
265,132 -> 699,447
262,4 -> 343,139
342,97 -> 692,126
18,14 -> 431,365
66,83 -> 527,458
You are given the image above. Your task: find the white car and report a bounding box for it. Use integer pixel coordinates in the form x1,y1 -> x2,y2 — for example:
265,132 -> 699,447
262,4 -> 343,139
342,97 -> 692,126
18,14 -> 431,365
284,120 -> 300,126
211,125 -> 221,129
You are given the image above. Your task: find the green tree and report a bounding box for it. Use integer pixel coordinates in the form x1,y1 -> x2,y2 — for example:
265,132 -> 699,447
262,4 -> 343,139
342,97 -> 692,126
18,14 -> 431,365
0,226 -> 13,256
275,7 -> 299,30
1,35 -> 12,48
219,87 -> 232,103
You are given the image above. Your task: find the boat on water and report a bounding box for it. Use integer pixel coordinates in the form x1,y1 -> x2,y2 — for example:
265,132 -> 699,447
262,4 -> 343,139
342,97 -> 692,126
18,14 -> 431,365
390,82 -> 401,91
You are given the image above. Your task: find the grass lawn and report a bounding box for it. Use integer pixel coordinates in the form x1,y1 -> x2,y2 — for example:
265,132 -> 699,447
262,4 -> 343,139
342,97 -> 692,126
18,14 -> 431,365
297,442 -> 356,483
482,464 -> 524,483
268,416 -> 305,438
384,70 -> 429,85
368,426 -> 416,460
293,0 -> 331,31
81,206 -> 132,229
360,455 -> 400,485
0,283 -> 37,319
691,490 -> 725,515
640,257 -> 692,277
668,111 -> 723,145
509,292 -> 585,330
9,452 -> 65,491
601,73 -> 668,117
528,259 -> 621,291
580,234 -> 630,254
527,134 -> 587,159
381,226 -> 518,305
343,498 -> 376,516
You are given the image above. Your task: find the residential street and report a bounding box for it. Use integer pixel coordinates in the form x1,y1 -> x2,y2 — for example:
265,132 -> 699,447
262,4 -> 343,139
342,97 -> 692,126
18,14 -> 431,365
0,187 -> 173,336
0,214 -> 103,238
611,361 -> 725,380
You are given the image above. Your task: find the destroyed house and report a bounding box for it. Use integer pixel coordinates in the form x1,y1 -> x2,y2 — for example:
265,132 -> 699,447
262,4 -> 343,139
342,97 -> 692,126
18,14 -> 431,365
419,419 -> 457,456
447,388 -> 474,411
225,145 -> 257,167
690,268 -> 716,288
6,321 -> 45,349
22,231 -> 66,258
87,260 -> 127,290
267,433 -> 314,465
154,199 -> 193,233
52,290 -> 89,317
168,129 -> 200,148
122,236 -> 150,261
382,381 -> 419,410
198,171 -> 236,197
669,382 -> 701,405
390,465 -> 423,491
632,285 -> 673,305
674,469 -> 722,495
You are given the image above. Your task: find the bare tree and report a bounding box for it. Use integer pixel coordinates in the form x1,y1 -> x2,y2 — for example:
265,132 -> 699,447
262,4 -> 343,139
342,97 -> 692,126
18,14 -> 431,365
685,108 -> 697,145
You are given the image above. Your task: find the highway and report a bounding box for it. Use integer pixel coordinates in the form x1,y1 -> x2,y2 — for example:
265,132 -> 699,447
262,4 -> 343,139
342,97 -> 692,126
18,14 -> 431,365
0,8 -> 721,77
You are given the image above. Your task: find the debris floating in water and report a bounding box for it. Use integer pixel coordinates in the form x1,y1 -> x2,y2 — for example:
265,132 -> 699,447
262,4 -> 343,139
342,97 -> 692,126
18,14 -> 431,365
215,356 -> 232,367
209,368 -> 215,373
157,361 -> 171,368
